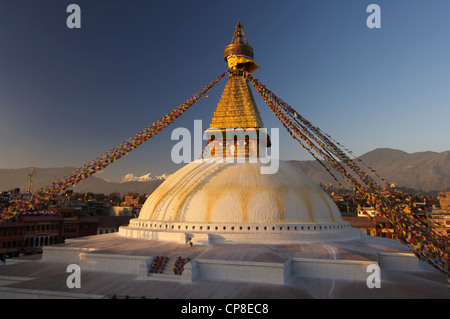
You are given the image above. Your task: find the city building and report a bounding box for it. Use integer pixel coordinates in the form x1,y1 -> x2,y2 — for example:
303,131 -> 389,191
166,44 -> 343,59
430,209 -> 450,237
109,206 -> 134,216
342,216 -> 376,236
0,207 -> 99,256
123,193 -> 140,206
439,191 -> 450,210
97,216 -> 132,235
21,211 -> 62,254
0,216 -> 26,257
373,216 -> 397,238
357,206 -> 377,218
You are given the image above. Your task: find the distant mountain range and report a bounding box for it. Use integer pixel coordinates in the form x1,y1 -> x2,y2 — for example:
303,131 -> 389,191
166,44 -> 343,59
1,148 -> 449,195
288,148 -> 450,194
0,167 -> 164,195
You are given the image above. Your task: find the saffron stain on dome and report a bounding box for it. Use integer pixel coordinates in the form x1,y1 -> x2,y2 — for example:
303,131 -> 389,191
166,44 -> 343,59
205,191 -> 220,223
240,192 -> 249,223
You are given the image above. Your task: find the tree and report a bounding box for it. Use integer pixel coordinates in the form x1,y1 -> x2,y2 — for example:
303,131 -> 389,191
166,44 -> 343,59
107,192 -> 121,205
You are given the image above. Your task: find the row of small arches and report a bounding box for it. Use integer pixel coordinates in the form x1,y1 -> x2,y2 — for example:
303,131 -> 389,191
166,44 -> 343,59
131,221 -> 350,232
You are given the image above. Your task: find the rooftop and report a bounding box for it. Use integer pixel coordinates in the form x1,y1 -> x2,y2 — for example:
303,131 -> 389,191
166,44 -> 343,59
0,233 -> 448,299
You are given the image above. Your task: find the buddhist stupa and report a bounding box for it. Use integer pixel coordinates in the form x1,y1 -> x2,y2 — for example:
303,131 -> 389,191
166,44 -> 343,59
5,22 -> 447,301
120,22 -> 361,244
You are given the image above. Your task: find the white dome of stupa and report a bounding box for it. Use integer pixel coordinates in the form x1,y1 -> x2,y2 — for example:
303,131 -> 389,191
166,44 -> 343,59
139,160 -> 340,224
121,159 -> 361,244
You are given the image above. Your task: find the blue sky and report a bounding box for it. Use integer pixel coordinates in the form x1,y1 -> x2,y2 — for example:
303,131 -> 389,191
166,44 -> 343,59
1,0 -> 449,183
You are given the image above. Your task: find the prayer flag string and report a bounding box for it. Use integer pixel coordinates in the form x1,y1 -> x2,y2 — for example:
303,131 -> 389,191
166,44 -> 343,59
246,71 -> 449,277
0,71 -> 227,222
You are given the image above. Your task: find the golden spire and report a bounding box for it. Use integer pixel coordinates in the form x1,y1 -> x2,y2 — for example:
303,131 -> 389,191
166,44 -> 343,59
204,21 -> 270,159
209,75 -> 263,129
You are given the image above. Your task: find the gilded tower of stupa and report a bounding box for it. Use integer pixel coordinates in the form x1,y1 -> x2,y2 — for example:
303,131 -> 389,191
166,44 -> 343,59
204,21 -> 270,158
